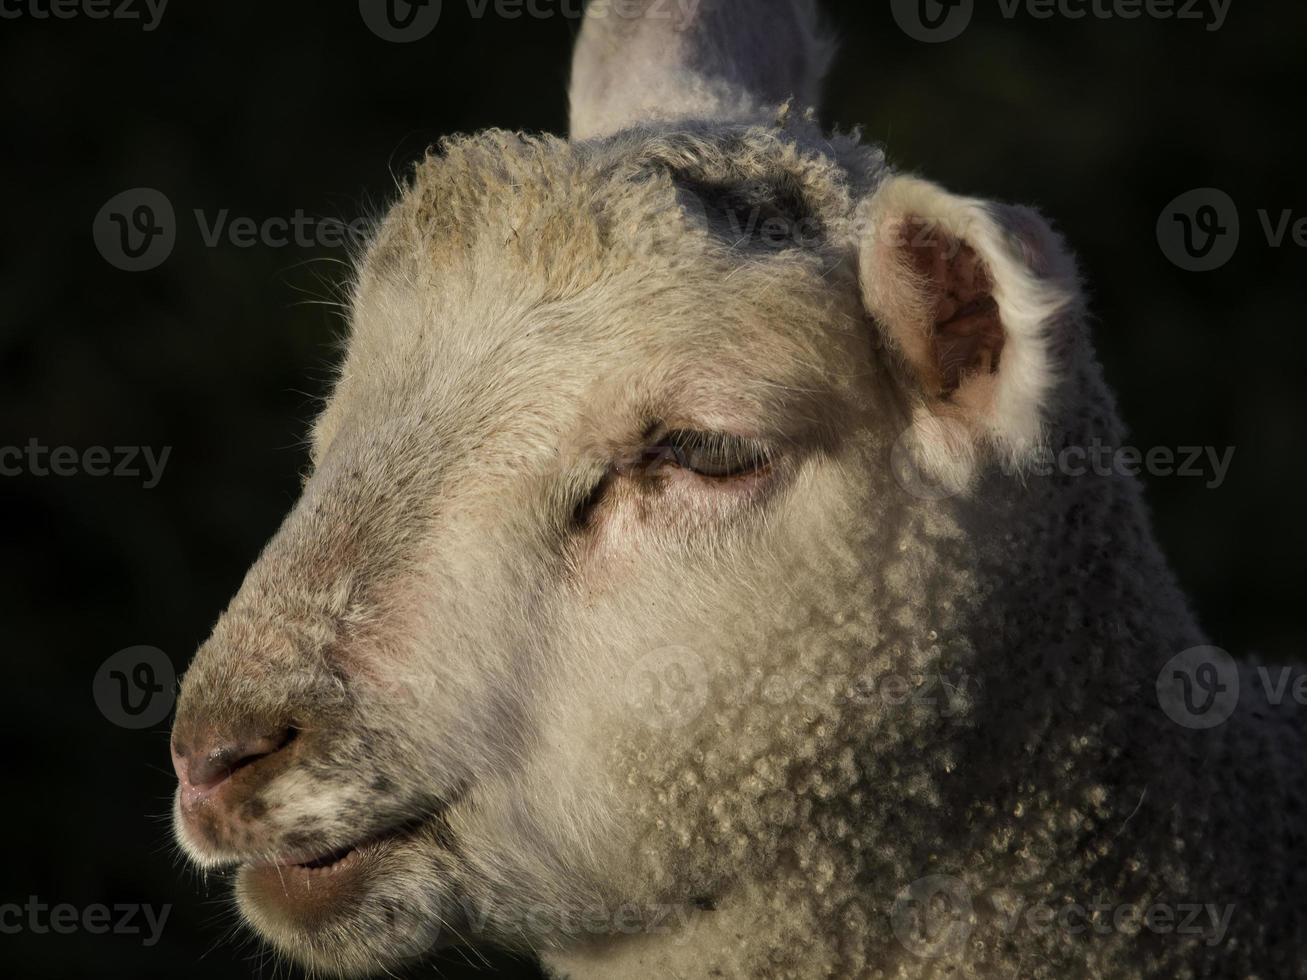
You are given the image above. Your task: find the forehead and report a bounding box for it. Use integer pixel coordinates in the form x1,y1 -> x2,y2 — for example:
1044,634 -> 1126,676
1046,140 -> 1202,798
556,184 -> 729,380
326,130 -> 870,447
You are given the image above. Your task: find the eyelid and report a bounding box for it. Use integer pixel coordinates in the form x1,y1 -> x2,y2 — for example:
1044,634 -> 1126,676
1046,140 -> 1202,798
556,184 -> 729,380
641,428 -> 772,478
571,427 -> 779,533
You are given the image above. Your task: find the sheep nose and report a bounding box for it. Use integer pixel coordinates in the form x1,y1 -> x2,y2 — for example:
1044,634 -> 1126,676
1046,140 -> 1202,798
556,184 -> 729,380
170,728 -> 293,806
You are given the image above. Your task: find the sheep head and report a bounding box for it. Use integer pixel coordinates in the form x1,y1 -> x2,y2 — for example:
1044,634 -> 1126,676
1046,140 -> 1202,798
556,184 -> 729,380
171,2 -> 1102,976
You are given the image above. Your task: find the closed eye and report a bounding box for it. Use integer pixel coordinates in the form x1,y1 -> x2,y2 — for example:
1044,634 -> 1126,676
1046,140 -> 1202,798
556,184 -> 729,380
634,429 -> 772,480
569,427 -> 776,532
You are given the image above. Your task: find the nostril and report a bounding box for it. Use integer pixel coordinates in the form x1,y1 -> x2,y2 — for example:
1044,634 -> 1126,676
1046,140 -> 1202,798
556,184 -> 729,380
172,727 -> 295,798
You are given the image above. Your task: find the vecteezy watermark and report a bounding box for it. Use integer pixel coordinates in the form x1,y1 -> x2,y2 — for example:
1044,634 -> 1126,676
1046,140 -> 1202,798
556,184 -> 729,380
371,895 -> 445,962
625,189 -> 979,266
0,897 -> 171,946
892,0 -> 1229,43
1157,646 -> 1307,730
621,645 -> 710,730
1156,189 -> 1239,271
620,650 -> 973,731
1156,646 -> 1240,729
93,646 -> 176,729
94,188 -> 372,271
461,897 -> 699,945
891,874 -> 1235,960
1158,189 -> 1307,271
360,0 -> 700,42
988,895 -> 1235,948
368,890 -> 700,956
890,874 -> 976,958
357,0 -> 442,43
0,440 -> 171,488
728,668 -> 973,720
1020,440 -> 1236,489
890,0 -> 975,42
0,0 -> 169,31
93,188 -> 176,272
891,428 -> 1237,502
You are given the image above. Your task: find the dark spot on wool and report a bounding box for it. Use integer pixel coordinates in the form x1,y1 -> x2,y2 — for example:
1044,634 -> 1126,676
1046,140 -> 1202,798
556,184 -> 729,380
673,174 -> 824,251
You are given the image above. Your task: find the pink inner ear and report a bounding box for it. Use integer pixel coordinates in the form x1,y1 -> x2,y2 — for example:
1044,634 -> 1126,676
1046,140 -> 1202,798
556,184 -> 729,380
901,218 -> 1004,398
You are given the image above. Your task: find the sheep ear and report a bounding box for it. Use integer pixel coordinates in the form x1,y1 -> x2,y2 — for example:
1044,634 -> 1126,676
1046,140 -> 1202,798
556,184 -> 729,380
568,0 -> 834,140
856,174 -> 1082,489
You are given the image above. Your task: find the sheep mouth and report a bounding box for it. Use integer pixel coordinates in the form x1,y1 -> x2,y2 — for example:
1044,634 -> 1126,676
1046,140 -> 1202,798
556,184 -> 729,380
243,823 -> 406,888
291,842 -> 360,870
236,814 -> 448,925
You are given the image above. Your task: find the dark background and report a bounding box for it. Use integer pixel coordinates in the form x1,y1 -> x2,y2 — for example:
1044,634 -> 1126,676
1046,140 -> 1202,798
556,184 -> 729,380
2,1 -> 1303,976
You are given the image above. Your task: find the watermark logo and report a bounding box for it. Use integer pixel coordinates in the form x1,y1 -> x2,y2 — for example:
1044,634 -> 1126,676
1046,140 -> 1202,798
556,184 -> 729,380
359,0 -> 442,42
891,877 -> 1236,958
986,890 -> 1235,947
893,0 -> 1230,39
891,0 -> 975,43
94,188 -> 373,271
890,421 -> 973,501
94,188 -> 176,272
1157,188 -> 1240,272
890,874 -> 975,959
1156,645 -> 1239,729
361,0 -> 701,40
1026,440 -> 1236,489
724,667 -> 973,720
1252,665 -> 1307,709
0,440 -> 171,488
94,646 -> 175,729
1159,189 -> 1307,271
1158,646 -> 1307,729
621,645 -> 709,730
0,0 -> 169,31
0,897 -> 171,946
891,431 -> 1237,501
376,894 -> 444,960
460,897 -> 698,944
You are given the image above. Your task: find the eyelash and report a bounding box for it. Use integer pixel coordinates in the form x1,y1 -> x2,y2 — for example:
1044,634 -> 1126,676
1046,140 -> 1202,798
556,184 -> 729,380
636,430 -> 771,480
570,430 -> 772,528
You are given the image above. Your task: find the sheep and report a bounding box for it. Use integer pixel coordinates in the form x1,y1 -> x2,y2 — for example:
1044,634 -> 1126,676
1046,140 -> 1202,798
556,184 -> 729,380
168,1 -> 1306,977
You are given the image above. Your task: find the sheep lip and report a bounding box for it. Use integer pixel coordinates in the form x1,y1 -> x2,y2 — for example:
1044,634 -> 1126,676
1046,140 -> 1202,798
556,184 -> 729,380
248,821 -> 418,873
238,826 -> 414,925
281,842 -> 362,871
234,791 -> 470,926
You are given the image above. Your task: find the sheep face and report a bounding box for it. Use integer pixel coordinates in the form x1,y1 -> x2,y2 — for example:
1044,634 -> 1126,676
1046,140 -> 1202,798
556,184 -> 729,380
169,128 -> 930,973
170,113 -> 1091,973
